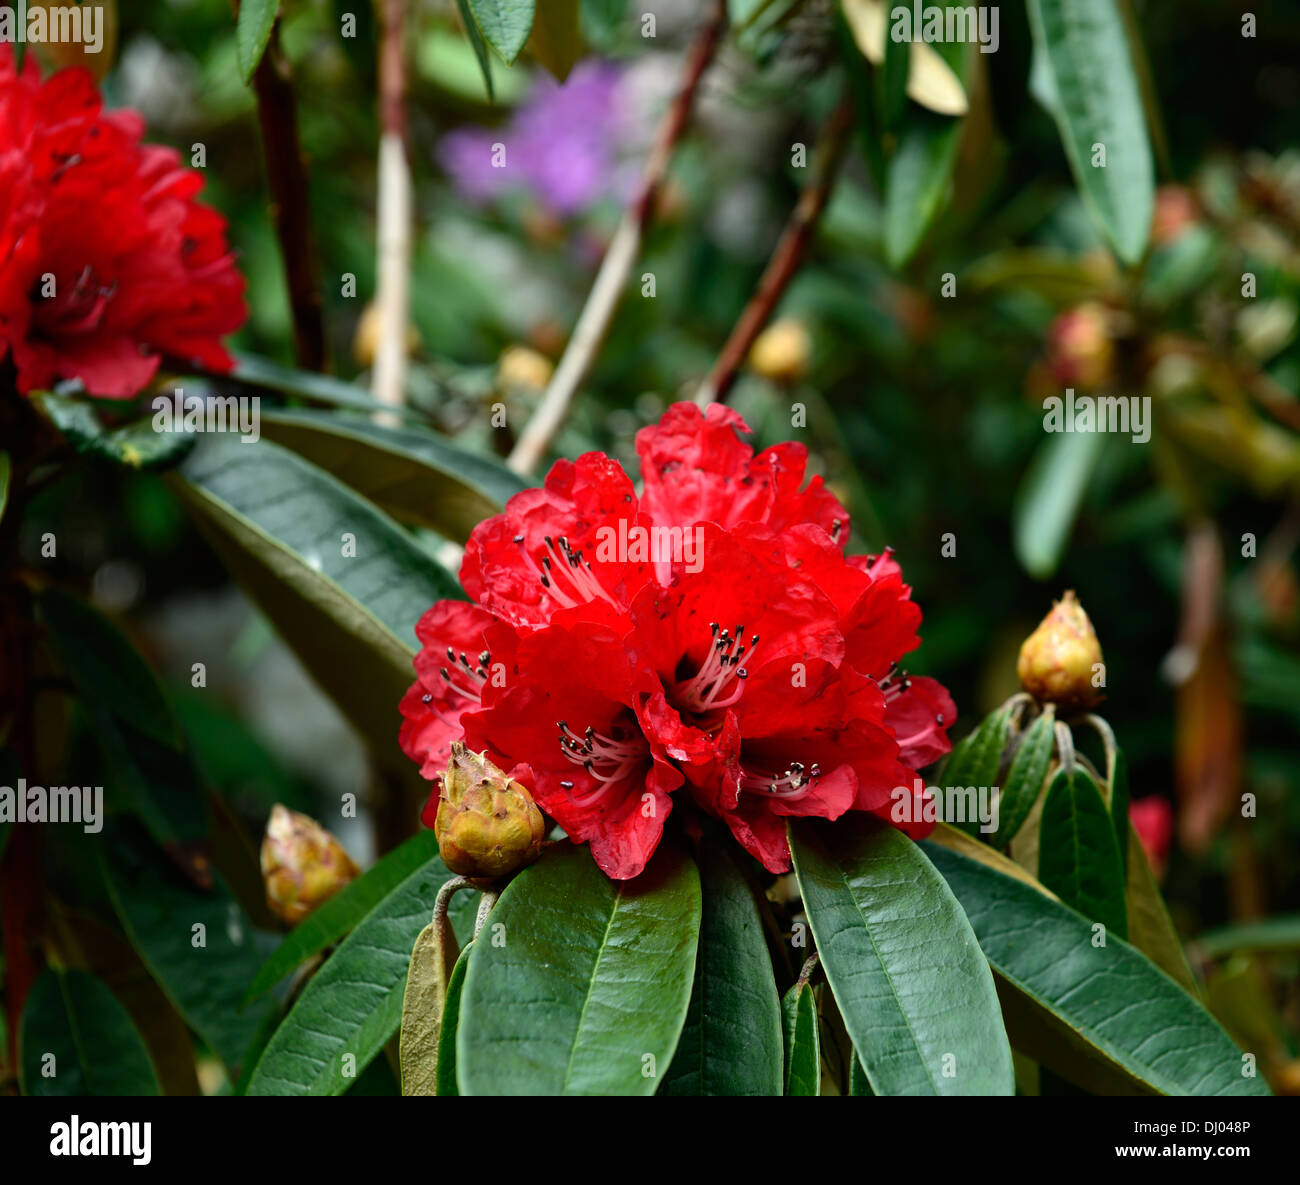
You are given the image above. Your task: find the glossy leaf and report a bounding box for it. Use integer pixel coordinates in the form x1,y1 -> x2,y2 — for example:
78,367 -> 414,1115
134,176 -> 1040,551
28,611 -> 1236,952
467,0 -> 536,64
436,946 -> 472,1098
457,843 -> 701,1095
245,855 -> 477,1095
940,704 -> 1012,836
245,831 -> 442,1004
992,705 -> 1055,845
99,822 -> 272,1079
168,437 -> 460,778
1038,764 -> 1127,938
1027,0 -> 1154,263
259,409 -> 528,545
789,816 -> 1014,1095
19,969 -> 159,1097
1013,428 -> 1105,579
662,839 -> 782,1096
236,0 -> 278,82
923,842 -> 1268,1095
780,981 -> 820,1097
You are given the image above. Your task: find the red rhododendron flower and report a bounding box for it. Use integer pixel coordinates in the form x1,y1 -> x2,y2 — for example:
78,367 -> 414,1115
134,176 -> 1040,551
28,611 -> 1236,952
0,48 -> 245,399
401,402 -> 955,879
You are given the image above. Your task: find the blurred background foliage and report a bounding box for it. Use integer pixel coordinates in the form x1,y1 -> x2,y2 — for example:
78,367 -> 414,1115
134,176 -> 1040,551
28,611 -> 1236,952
12,0 -> 1300,1088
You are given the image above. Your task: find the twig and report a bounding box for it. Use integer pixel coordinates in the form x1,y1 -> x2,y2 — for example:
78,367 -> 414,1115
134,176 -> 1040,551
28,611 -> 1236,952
697,96 -> 855,407
506,0 -> 730,476
248,17 -> 327,372
373,0 -> 412,423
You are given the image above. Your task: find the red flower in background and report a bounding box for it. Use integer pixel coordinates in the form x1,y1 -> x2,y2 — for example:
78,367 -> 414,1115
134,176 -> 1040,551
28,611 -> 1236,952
401,403 -> 955,879
0,48 -> 245,399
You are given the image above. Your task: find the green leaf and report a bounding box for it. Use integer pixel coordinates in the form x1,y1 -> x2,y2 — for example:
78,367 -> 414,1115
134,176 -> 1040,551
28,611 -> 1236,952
527,0 -> 582,80
167,437 -> 460,778
884,112 -> 962,268
1027,0 -> 1154,264
467,0 -> 536,64
455,0 -> 496,99
227,352 -> 423,419
399,897 -> 461,1096
259,410 -> 528,545
1038,764 -> 1127,939
780,981 -> 820,1096
1198,916 -> 1300,960
245,831 -> 442,1004
245,854 -> 476,1095
0,451 -> 11,525
941,704 -> 1012,836
37,589 -> 209,879
436,946 -> 472,1098
789,816 -> 1013,1096
457,843 -> 701,1095
31,392 -> 196,472
99,822 -> 273,1079
849,1045 -> 874,1096
20,969 -> 160,1097
236,0 -> 279,83
661,839 -> 782,1096
1109,745 -> 1131,874
1013,428 -> 1105,579
992,705 -> 1055,845
922,842 -> 1269,1095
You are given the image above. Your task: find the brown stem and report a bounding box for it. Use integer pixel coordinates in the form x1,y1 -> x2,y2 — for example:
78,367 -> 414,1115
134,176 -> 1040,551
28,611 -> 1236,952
507,0 -> 729,476
698,96 -> 855,406
245,12 -> 327,372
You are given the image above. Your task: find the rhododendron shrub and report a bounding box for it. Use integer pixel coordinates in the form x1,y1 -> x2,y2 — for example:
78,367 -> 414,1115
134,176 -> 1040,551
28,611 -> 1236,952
399,403 -> 954,879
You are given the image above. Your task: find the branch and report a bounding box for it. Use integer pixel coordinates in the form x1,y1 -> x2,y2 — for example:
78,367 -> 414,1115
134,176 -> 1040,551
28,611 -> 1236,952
373,0 -> 412,423
697,96 -> 855,407
249,20 -> 327,372
507,0 -> 730,476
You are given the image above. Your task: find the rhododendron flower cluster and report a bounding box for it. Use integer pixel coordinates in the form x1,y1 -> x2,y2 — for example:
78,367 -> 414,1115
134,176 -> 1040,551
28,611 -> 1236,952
400,403 -> 955,880
0,48 -> 245,399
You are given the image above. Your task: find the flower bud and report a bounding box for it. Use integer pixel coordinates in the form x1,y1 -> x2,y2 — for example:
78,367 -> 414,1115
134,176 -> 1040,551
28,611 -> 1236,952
749,318 -> 812,383
434,743 -> 546,878
261,805 -> 360,926
498,345 -> 554,393
1044,303 -> 1114,389
1017,590 -> 1103,709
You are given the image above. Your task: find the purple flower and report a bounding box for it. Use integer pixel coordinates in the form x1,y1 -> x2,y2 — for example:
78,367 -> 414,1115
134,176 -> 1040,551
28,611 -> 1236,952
439,60 -> 627,216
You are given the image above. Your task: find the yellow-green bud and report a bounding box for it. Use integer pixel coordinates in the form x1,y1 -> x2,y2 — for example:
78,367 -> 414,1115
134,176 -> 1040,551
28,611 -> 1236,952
1017,590 -> 1103,709
434,742 -> 546,879
261,805 -> 360,926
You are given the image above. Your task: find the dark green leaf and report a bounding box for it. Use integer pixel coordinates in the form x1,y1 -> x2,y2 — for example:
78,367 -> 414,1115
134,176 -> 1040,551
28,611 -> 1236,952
259,409 -> 528,545
168,437 -> 460,779
245,854 -> 476,1096
436,946 -> 471,1097
226,352 -> 423,419
467,0 -> 536,64
1126,823 -> 1199,995
455,0 -> 496,99
1027,0 -> 1154,263
780,981 -> 820,1097
923,842 -> 1268,1095
0,451 -> 11,524
1198,916 -> 1300,960
941,704 -> 1012,836
20,970 -> 160,1097
457,843 -> 701,1095
245,831 -> 442,1004
884,112 -> 962,268
992,705 -> 1055,845
99,822 -> 273,1079
661,839 -> 782,1096
1038,764 -> 1127,938
236,0 -> 279,83
790,816 -> 1013,1095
